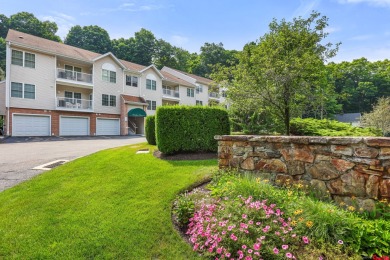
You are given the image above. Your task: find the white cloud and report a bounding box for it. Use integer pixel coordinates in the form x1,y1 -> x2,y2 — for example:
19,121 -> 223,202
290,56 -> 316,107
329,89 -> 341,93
350,34 -> 374,41
293,0 -> 321,17
39,12 -> 75,40
338,0 -> 390,7
324,26 -> 341,34
170,35 -> 189,46
81,1 -> 162,15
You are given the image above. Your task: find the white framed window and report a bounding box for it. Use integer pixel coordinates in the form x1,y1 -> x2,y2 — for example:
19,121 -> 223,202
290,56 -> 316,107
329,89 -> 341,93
102,94 -> 116,107
102,69 -> 116,83
11,82 -> 35,99
146,79 -> 156,90
196,100 -> 203,106
187,88 -> 194,97
65,91 -> 81,104
146,100 -> 157,110
196,85 -> 203,94
11,50 -> 35,68
126,75 -> 138,87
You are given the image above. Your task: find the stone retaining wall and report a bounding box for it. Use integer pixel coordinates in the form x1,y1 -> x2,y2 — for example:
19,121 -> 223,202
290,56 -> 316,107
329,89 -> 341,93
215,135 -> 390,210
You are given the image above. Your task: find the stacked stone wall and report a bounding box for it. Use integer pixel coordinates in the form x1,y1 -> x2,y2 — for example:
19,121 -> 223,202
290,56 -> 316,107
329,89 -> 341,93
216,135 -> 390,210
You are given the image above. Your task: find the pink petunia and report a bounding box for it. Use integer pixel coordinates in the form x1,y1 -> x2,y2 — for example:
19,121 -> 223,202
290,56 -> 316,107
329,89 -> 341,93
286,252 -> 293,258
338,240 -> 344,245
253,243 -> 261,250
302,236 -> 310,244
273,247 -> 279,254
282,245 -> 289,250
242,214 -> 247,219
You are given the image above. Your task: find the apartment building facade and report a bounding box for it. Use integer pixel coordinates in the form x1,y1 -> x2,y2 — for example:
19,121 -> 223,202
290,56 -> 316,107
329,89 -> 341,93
0,30 -> 225,137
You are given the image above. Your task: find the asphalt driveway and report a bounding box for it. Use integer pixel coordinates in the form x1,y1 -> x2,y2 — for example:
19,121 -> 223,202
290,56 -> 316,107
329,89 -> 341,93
0,136 -> 146,192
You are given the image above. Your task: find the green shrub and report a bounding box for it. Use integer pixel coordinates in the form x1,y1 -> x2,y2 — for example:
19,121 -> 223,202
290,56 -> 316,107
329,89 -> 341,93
156,106 -> 230,154
290,118 -> 382,136
145,115 -> 156,145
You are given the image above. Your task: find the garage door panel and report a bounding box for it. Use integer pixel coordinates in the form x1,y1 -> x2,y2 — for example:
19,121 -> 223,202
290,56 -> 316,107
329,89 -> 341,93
13,115 -> 50,136
96,118 -> 120,136
60,117 -> 89,136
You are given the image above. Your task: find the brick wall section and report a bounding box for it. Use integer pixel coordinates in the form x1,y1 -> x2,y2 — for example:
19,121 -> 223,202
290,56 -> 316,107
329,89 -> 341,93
9,108 -> 120,136
215,135 -> 390,210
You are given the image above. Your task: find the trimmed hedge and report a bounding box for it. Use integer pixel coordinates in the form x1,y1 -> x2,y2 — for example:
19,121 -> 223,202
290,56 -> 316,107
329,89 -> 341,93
290,118 -> 382,137
145,115 -> 156,145
156,106 -> 230,154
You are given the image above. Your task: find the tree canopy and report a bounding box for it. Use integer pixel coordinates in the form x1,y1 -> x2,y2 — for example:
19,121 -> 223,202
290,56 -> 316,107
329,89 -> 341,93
65,25 -> 112,54
217,12 -> 339,135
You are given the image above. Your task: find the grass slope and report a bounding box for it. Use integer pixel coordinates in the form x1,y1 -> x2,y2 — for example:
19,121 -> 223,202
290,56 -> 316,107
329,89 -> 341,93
0,144 -> 216,259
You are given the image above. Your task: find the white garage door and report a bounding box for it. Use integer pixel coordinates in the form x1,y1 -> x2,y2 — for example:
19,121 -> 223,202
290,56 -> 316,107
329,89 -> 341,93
13,114 -> 50,136
60,116 -> 89,136
96,118 -> 120,136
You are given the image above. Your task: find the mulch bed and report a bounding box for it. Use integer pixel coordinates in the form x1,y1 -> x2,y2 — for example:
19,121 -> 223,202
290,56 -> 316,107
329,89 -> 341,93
153,150 -> 218,160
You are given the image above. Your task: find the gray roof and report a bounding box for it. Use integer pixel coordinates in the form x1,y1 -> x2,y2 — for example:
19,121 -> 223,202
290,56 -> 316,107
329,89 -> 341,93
334,113 -> 361,123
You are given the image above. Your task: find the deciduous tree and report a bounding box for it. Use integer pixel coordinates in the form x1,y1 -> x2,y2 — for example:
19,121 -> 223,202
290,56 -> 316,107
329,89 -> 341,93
361,97 -> 390,136
65,25 -> 111,54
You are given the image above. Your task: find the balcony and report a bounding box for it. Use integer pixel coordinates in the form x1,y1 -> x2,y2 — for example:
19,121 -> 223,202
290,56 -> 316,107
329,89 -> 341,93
209,92 -> 220,99
162,88 -> 180,101
56,97 -> 93,112
56,68 -> 93,87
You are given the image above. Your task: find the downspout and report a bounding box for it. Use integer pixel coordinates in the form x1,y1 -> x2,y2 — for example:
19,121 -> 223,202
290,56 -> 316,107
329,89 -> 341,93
5,42 -> 11,136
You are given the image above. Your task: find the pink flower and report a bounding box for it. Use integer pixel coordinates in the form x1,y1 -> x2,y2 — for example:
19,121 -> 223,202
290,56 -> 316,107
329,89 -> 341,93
226,253 -> 231,257
254,252 -> 260,256
248,249 -> 253,254
282,245 -> 289,250
216,247 -> 223,254
242,214 -> 247,219
245,256 -> 252,260
253,243 -> 261,250
230,234 -> 237,241
248,220 -> 254,225
273,247 -> 279,254
338,240 -> 343,245
302,236 -> 310,244
228,225 -> 234,231
286,252 -> 293,258
256,222 -> 261,225
242,245 -> 247,249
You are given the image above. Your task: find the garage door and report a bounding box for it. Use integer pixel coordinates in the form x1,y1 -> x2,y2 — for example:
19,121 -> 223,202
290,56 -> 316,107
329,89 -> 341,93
13,114 -> 50,136
96,118 -> 120,136
60,116 -> 89,136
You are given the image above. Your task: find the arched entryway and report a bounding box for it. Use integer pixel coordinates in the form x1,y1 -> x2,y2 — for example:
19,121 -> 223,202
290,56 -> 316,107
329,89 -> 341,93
127,108 -> 146,135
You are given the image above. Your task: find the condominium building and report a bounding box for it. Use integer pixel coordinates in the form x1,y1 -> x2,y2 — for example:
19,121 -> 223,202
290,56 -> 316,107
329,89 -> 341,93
0,30 -> 225,137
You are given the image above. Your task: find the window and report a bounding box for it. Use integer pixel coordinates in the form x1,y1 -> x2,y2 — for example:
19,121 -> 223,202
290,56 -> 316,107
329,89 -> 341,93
196,85 -> 203,94
162,85 -> 171,95
222,90 -> 227,98
24,53 -> 35,68
196,100 -> 203,106
11,82 -> 23,98
146,79 -> 156,90
110,95 -> 116,107
102,69 -> 116,83
24,84 -> 35,99
11,50 -> 35,68
11,82 -> 35,99
102,94 -> 116,107
11,50 -> 23,66
102,94 -> 109,106
146,100 -> 157,110
187,88 -> 194,97
126,75 -> 138,87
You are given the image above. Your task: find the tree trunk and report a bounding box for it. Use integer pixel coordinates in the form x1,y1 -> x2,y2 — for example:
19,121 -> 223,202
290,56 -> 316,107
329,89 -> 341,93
284,106 -> 290,135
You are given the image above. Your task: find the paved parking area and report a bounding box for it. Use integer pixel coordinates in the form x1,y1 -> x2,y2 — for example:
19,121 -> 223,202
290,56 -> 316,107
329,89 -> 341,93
0,136 -> 146,192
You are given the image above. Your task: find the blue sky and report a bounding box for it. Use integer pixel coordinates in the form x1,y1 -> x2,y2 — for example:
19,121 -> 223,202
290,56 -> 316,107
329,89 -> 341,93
1,0 -> 390,62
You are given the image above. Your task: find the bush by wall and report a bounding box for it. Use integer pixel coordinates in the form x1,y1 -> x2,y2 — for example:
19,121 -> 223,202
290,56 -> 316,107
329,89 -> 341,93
290,118 -> 382,136
156,106 -> 230,154
145,115 -> 156,145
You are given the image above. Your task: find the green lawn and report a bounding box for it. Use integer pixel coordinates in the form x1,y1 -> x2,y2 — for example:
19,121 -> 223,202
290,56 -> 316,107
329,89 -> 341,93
0,143 -> 216,259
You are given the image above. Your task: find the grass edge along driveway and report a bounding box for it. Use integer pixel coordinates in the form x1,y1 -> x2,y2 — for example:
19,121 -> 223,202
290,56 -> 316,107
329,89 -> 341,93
0,143 -> 216,259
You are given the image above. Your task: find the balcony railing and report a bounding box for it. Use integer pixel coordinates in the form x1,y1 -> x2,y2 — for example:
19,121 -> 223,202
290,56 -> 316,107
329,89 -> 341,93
162,89 -> 180,98
56,97 -> 93,111
209,92 -> 220,98
57,68 -> 93,84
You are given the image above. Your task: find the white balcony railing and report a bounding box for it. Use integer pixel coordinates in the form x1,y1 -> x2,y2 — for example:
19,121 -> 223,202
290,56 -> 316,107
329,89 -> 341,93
56,97 -> 93,111
162,89 -> 180,98
209,92 -> 220,98
57,68 -> 93,84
